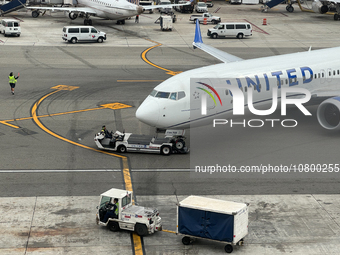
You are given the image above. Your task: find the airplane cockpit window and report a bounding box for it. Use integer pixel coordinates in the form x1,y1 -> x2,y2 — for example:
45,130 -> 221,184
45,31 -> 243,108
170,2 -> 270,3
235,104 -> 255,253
150,90 -> 157,97
156,91 -> 170,98
178,91 -> 186,100
170,92 -> 177,100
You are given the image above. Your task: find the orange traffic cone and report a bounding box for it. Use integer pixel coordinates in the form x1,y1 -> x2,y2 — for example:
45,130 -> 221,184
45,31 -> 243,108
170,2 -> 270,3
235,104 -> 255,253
263,18 -> 267,25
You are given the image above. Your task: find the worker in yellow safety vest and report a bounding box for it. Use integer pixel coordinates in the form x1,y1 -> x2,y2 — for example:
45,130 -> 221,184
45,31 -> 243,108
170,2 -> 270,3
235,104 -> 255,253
8,72 -> 19,95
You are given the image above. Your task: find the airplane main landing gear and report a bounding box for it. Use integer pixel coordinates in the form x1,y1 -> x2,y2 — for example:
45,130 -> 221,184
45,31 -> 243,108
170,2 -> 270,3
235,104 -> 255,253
117,19 -> 125,25
286,4 -> 294,12
84,19 -> 92,25
32,10 -> 40,18
334,13 -> 339,20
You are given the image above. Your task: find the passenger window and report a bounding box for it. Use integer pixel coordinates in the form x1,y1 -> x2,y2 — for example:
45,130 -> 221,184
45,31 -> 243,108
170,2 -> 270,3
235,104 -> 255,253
8,22 -> 13,27
69,28 -> 79,33
247,24 -> 250,29
81,28 -> 89,33
155,91 -> 170,98
236,24 -> 246,29
14,22 -> 19,27
226,25 -> 234,29
91,28 -> 98,33
178,91 -> 186,100
170,92 -> 177,100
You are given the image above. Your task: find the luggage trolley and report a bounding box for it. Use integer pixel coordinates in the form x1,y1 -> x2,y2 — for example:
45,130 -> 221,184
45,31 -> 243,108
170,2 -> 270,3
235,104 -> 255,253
176,196 -> 248,253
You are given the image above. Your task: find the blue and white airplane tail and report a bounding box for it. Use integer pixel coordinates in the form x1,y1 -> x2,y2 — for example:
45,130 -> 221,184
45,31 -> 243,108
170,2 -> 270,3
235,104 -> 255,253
193,19 -> 243,63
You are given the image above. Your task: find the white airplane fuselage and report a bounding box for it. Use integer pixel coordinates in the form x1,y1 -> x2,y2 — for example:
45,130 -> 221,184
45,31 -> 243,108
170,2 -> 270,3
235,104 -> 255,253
136,47 -> 340,129
78,0 -> 142,20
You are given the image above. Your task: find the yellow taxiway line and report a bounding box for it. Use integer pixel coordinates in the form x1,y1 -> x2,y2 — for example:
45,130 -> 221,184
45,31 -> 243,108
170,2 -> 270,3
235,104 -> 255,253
29,86 -> 144,255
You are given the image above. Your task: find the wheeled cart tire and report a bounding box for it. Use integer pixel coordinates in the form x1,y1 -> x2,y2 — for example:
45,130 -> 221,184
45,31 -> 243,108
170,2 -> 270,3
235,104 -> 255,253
182,236 -> 191,245
135,223 -> 148,236
108,221 -> 120,232
224,244 -> 233,253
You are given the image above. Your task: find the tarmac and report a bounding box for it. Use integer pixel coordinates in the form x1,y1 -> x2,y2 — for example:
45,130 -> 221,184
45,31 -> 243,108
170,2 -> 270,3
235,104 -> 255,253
2,194 -> 340,254
2,1 -> 340,254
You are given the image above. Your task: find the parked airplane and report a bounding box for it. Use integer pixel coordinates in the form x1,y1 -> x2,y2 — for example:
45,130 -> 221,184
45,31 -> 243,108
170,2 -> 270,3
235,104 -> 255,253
26,0 -> 189,25
136,20 -> 340,130
311,0 -> 340,20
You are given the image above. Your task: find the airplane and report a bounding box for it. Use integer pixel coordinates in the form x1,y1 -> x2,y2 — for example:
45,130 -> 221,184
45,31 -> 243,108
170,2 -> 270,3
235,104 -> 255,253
311,0 -> 340,20
136,20 -> 340,131
25,0 -> 189,25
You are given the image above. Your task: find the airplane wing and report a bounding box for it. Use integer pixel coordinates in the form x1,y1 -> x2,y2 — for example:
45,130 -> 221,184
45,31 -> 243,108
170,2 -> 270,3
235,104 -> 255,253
192,20 -> 243,63
143,2 -> 191,10
25,6 -> 97,15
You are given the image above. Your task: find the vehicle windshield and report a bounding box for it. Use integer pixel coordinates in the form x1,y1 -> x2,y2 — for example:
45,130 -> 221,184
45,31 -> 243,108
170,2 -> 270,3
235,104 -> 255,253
198,2 -> 206,6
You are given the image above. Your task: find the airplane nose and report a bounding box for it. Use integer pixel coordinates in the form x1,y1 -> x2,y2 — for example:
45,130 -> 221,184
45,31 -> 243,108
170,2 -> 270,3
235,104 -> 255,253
136,99 -> 160,127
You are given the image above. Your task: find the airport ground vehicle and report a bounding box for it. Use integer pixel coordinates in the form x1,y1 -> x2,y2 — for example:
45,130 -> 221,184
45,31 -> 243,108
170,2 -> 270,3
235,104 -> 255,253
189,12 -> 221,24
195,2 -> 208,12
207,22 -> 252,39
206,0 -> 213,7
96,188 -> 162,236
139,0 -> 154,13
157,0 -> 172,13
0,19 -> 20,36
94,130 -> 189,155
62,26 -> 106,44
160,15 -> 173,31
177,196 -> 248,253
174,0 -> 194,13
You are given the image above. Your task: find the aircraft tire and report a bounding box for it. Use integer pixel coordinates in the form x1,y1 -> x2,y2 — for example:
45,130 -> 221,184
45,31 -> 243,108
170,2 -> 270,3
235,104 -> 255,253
334,14 -> 339,20
32,11 -> 39,18
287,5 -> 294,12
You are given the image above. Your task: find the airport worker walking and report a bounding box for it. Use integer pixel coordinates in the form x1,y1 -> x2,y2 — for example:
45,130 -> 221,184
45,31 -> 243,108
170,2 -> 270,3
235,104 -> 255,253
135,15 -> 139,23
8,72 -> 19,95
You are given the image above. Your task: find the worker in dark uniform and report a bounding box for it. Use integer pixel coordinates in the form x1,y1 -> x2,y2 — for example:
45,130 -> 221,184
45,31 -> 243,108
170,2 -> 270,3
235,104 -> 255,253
101,125 -> 112,138
9,72 -> 19,95
102,198 -> 119,223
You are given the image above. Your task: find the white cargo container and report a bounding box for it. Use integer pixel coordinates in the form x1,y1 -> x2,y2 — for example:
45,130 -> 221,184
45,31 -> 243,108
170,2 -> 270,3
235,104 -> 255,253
242,0 -> 259,4
177,196 -> 248,253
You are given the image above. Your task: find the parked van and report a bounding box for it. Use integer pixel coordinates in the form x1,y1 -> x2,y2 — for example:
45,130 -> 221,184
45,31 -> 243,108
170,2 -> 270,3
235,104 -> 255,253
0,19 -> 21,37
207,22 -> 252,39
62,26 -> 106,44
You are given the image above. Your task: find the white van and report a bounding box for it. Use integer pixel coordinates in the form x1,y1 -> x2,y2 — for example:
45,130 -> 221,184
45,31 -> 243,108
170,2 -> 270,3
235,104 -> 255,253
62,26 -> 106,44
207,22 -> 252,39
0,19 -> 21,37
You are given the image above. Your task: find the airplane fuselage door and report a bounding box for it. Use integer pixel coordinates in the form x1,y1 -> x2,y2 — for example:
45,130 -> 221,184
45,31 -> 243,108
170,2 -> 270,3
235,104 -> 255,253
320,69 -> 326,84
327,68 -> 332,83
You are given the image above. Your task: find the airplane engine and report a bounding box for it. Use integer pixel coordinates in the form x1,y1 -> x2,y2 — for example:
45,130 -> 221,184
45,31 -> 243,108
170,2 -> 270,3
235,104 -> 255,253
317,97 -> 340,130
312,0 -> 329,14
68,12 -> 78,20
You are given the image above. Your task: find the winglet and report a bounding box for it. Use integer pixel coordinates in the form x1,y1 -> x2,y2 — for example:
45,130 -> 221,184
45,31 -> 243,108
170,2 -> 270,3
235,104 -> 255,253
194,19 -> 203,45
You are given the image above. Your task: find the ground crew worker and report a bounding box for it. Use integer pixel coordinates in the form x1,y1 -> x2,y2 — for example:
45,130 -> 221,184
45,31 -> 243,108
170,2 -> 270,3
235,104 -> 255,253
9,72 -> 19,95
103,198 -> 119,223
135,15 -> 139,23
101,125 -> 112,138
